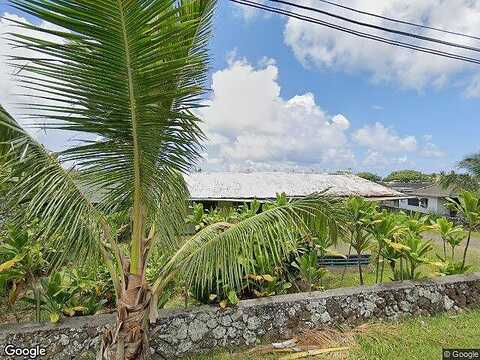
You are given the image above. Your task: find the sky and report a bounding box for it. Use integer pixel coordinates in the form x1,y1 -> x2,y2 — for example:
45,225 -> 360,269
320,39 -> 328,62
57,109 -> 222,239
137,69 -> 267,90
1,1 -> 479,176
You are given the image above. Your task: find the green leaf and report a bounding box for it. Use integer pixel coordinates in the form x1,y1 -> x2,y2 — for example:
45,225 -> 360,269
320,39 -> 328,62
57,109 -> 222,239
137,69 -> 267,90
227,290 -> 238,305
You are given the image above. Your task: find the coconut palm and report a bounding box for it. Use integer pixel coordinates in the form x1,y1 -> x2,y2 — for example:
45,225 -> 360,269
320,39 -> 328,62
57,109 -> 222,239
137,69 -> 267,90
448,191 -> 480,270
0,1 -> 343,358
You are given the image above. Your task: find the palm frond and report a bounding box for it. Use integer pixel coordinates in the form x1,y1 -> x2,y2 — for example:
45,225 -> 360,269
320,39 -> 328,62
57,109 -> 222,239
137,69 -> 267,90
154,195 -> 344,298
0,105 -> 104,268
7,0 -> 216,273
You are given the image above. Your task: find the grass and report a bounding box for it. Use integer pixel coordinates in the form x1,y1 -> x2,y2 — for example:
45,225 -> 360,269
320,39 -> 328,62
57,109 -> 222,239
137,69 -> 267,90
188,308 -> 480,360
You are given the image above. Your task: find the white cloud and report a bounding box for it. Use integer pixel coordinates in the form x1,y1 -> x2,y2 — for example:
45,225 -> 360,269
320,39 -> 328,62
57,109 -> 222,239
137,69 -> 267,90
197,56 -> 355,170
420,135 -> 446,157
197,54 -> 445,172
353,122 -> 417,153
231,0 -> 269,22
283,0 -> 480,92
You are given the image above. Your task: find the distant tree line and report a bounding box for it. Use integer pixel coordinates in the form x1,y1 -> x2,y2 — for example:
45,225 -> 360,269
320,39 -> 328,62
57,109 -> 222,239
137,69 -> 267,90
356,151 -> 480,192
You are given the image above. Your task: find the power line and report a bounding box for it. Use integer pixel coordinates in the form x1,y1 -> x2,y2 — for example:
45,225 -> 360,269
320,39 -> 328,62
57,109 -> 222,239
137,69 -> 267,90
313,0 -> 480,42
268,0 -> 480,54
230,0 -> 480,65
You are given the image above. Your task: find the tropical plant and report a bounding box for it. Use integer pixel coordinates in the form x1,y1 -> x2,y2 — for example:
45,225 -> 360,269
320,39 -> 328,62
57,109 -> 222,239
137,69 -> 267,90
185,203 -> 209,232
435,218 -> 466,260
0,222 -> 53,307
368,210 -> 406,283
343,197 -> 377,285
439,152 -> 480,191
0,2 -> 346,357
447,191 -> 480,270
1,0 -> 217,357
243,273 -> 292,298
398,232 -> 433,280
292,252 -> 327,291
25,271 -> 108,323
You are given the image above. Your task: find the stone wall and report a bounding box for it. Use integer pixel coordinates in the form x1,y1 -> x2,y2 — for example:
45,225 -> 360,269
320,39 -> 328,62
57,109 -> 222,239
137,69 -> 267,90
1,273 -> 479,359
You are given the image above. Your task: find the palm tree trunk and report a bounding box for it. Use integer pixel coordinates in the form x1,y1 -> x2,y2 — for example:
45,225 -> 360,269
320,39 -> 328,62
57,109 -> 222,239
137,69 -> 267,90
98,273 -> 151,360
461,229 -> 472,270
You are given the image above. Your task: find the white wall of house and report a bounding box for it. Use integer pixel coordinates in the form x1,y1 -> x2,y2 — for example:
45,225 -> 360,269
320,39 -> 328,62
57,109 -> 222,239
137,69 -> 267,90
398,196 -> 451,216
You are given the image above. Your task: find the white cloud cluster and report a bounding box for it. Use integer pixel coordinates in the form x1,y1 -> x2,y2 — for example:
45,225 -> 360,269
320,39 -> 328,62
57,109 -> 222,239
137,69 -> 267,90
198,56 -> 355,170
353,122 -> 417,153
198,55 -> 445,171
283,0 -> 480,95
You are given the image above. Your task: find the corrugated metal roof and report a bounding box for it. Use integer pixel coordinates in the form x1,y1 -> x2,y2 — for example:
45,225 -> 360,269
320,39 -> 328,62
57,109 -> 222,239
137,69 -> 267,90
185,172 -> 404,200
411,184 -> 459,198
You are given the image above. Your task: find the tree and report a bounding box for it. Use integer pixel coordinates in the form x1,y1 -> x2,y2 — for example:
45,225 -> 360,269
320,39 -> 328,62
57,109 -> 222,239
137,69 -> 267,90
0,2 -> 342,358
447,191 -> 480,270
356,172 -> 381,183
383,170 -> 433,183
439,152 -> 480,191
344,197 -> 377,285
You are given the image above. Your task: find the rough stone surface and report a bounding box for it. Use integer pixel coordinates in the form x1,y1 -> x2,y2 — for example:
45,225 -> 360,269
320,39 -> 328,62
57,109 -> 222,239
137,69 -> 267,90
0,273 -> 479,359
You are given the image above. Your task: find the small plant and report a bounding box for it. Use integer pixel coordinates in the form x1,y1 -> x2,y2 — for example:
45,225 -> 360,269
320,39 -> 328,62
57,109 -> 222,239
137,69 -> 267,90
435,258 -> 471,276
447,191 -> 480,270
292,252 -> 327,291
25,270 -> 109,323
344,197 -> 377,285
0,222 -> 52,308
399,232 -> 433,280
185,203 -> 209,232
243,273 -> 292,298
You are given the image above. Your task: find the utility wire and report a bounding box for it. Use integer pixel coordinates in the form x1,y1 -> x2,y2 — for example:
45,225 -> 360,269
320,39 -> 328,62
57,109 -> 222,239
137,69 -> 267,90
313,0 -> 480,42
268,0 -> 480,54
230,0 -> 480,65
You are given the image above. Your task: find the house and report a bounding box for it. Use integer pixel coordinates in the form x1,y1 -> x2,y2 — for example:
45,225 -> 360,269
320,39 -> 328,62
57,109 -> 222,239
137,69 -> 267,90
184,172 -> 405,208
392,183 -> 458,217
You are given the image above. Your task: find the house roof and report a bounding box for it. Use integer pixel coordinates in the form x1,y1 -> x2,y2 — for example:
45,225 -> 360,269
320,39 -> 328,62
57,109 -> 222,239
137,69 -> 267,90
184,172 -> 405,201
411,183 -> 459,198
384,181 -> 433,194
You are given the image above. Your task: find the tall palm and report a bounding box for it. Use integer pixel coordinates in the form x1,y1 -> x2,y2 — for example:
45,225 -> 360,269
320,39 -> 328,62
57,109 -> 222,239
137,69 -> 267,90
0,1 -> 342,359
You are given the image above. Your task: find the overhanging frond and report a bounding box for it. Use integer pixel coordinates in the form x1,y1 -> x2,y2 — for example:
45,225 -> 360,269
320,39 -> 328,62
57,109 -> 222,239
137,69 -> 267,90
0,105 -> 105,267
153,195 -> 344,298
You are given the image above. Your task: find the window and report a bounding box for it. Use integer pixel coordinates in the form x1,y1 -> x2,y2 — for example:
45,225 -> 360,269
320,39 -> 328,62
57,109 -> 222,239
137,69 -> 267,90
419,198 -> 429,208
407,198 -> 419,206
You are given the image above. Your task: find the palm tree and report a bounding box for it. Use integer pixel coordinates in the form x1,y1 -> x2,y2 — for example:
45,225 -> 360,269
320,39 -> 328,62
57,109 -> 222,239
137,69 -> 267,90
448,191 -> 480,270
440,152 -> 480,191
0,2 -> 342,358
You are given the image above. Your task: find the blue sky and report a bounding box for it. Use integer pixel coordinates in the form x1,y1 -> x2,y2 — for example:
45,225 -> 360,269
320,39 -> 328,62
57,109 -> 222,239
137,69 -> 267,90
1,1 -> 479,176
